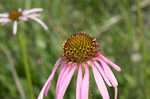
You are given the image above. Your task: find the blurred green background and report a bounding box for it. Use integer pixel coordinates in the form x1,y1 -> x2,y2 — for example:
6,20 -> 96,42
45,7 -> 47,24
0,0 -> 150,99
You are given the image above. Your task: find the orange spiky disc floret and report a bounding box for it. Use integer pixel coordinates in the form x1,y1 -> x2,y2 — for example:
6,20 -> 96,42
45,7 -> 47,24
63,33 -> 99,63
9,10 -> 22,21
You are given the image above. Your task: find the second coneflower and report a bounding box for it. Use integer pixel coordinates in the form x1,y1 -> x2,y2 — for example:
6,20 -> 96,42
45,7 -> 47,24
38,33 -> 121,99
0,8 -> 48,35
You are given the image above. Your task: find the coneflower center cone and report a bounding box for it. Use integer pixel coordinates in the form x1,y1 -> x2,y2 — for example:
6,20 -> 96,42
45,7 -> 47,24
9,10 -> 22,21
63,33 -> 99,63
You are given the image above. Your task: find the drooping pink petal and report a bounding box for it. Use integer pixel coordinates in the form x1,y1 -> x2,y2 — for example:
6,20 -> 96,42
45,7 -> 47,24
0,18 -> 11,23
81,63 -> 89,99
91,61 -> 112,87
0,13 -> 9,17
57,64 -> 77,99
114,87 -> 118,99
19,16 -> 28,21
37,58 -> 62,99
27,16 -> 48,30
26,13 -> 40,18
76,64 -> 82,99
44,58 -> 63,96
56,63 -> 72,97
23,8 -> 43,15
96,59 -> 118,87
91,63 -> 110,99
98,53 -> 121,72
13,21 -> 18,35
59,62 -> 65,70
56,64 -> 67,94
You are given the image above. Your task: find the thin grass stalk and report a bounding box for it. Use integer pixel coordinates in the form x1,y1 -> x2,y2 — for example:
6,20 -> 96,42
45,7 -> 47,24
0,44 -> 26,99
136,0 -> 150,99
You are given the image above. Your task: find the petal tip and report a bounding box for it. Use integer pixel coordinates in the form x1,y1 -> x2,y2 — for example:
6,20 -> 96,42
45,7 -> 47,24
117,68 -> 122,72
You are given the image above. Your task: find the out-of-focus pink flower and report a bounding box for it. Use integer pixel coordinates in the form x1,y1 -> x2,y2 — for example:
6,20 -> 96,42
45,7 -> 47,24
38,33 -> 121,99
0,8 -> 48,35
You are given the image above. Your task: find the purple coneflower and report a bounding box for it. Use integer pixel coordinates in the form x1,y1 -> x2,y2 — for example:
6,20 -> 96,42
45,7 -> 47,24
0,8 -> 48,35
38,33 -> 121,99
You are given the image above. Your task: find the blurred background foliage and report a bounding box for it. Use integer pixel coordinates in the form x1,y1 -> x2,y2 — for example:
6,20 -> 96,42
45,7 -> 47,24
0,0 -> 150,99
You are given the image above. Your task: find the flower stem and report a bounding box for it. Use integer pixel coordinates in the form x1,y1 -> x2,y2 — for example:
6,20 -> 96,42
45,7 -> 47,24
17,24 -> 35,99
136,0 -> 150,99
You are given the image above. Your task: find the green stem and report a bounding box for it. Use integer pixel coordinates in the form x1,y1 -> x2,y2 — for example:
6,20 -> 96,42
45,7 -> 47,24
136,0 -> 150,99
17,24 -> 35,99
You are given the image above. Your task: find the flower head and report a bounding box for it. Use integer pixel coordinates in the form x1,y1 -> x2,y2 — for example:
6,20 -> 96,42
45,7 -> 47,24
63,33 -> 99,63
0,8 -> 48,35
9,10 -> 22,21
38,33 -> 121,99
